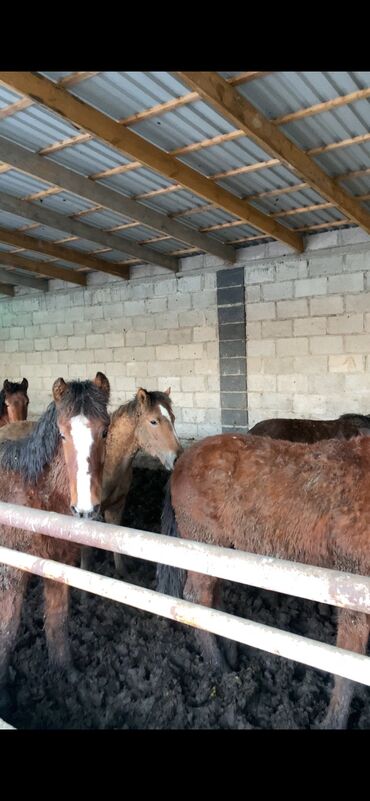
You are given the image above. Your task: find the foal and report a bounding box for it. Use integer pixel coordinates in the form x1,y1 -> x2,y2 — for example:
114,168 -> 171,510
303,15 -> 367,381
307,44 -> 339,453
81,387 -> 182,573
0,378 -> 29,426
157,432 -> 370,729
0,372 -> 110,709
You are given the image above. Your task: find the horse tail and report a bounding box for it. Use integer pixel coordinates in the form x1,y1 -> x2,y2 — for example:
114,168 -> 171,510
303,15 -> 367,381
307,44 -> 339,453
156,481 -> 186,598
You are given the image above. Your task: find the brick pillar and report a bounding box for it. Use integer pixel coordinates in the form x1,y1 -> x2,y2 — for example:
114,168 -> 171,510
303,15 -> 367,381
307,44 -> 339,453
216,267 -> 248,433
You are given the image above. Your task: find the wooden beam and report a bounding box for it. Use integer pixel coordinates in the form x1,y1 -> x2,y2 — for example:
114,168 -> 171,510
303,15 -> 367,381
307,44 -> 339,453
0,282 -> 14,296
119,74 -> 268,126
0,227 -> 131,280
0,97 -> 33,120
0,191 -> 174,273
308,133 -> 370,156
0,251 -> 86,285
39,132 -> 92,156
0,267 -> 48,291
275,87 -> 370,126
0,134 -> 232,263
58,72 -> 100,87
0,72 -> 303,253
177,72 -> 370,237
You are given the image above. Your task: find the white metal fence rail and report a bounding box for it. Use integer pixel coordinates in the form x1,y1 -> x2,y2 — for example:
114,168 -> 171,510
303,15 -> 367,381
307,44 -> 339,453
0,501 -> 369,686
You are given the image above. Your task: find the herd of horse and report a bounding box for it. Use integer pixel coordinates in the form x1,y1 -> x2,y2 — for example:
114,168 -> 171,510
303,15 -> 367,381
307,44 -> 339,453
0,375 -> 369,729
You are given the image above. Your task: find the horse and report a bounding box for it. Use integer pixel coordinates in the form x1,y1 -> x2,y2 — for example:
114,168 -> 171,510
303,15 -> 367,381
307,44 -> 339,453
157,432 -> 370,729
0,372 -> 110,712
0,378 -> 29,426
81,386 -> 182,573
248,413 -> 370,443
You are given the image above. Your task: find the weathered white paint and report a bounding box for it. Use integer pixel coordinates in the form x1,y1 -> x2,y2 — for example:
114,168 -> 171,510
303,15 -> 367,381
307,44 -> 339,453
70,414 -> 93,513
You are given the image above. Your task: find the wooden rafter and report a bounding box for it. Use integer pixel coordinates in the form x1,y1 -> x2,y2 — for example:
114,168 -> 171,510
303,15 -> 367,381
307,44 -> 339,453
58,72 -> 100,87
0,282 -> 14,296
0,97 -> 33,120
0,227 -> 131,280
0,250 -> 87,285
0,72 -> 302,251
176,72 -> 370,237
0,135 -> 234,263
0,267 -> 48,291
39,132 -> 92,156
275,86 -> 370,125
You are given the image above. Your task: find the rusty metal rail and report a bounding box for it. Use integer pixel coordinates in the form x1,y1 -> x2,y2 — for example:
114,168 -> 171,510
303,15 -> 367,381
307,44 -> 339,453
0,544 -> 369,686
0,500 -> 369,686
0,501 -> 368,614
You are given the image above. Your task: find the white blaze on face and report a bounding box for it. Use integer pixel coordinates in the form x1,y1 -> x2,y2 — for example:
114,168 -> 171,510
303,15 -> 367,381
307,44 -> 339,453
70,414 -> 94,512
159,403 -> 181,450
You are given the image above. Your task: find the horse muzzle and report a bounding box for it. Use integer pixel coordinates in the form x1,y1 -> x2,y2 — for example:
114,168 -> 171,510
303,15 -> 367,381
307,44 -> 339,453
70,504 -> 103,521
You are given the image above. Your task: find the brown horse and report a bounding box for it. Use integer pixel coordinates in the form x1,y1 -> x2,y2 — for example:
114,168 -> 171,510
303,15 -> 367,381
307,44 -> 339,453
0,372 -> 110,712
0,379 -> 29,426
248,413 -> 370,443
81,386 -> 182,573
157,432 -> 370,729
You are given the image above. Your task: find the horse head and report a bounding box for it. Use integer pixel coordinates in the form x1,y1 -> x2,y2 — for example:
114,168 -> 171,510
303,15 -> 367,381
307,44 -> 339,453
2,378 -> 29,422
132,386 -> 183,470
53,372 -> 111,519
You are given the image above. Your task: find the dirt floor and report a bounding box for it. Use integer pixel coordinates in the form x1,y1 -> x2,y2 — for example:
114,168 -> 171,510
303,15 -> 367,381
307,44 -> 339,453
4,466 -> 370,730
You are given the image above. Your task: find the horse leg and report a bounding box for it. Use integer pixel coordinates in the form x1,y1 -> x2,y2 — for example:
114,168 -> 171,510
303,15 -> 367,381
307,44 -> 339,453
0,568 -> 28,711
105,504 -> 127,578
43,579 -> 72,672
214,582 -> 238,670
320,609 -> 370,729
80,546 -> 95,572
183,571 -> 227,671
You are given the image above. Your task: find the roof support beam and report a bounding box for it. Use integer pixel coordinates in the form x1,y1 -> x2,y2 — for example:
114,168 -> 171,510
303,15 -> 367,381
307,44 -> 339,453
0,227 -> 130,280
0,189 -> 175,274
0,267 -> 48,291
0,72 -> 303,253
0,251 -> 86,285
176,72 -> 370,237
0,282 -> 14,296
0,138 -> 235,264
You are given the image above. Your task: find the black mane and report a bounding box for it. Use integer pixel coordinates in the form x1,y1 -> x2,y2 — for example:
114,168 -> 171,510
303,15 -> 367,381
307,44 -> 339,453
0,380 -> 28,417
112,390 -> 174,422
0,380 -> 110,484
339,413 -> 370,425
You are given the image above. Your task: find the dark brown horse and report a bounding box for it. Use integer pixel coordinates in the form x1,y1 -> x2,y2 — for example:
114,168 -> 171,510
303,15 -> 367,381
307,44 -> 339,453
0,372 -> 110,712
248,413 -> 370,443
0,379 -> 29,426
157,432 -> 370,729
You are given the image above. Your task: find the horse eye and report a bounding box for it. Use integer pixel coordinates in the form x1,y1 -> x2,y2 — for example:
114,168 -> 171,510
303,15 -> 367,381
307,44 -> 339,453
102,429 -> 108,439
150,420 -> 158,426
59,433 -> 66,441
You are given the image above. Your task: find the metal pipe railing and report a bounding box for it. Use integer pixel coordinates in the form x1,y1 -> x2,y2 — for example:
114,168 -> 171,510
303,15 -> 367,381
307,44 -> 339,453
0,501 -> 368,614
0,545 -> 369,686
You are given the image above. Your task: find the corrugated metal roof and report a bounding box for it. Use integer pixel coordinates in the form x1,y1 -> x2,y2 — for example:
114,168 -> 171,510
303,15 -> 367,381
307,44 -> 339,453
0,105 -> 84,152
0,70 -> 369,285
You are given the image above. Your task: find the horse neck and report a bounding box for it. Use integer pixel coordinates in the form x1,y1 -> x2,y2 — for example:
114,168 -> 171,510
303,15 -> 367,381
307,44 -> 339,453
104,412 -> 138,487
0,411 -> 9,427
40,441 -> 71,512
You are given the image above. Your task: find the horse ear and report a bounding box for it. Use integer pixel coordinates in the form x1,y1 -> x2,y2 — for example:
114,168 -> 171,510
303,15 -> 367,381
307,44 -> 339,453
136,387 -> 148,407
94,371 -> 110,400
21,378 -> 28,391
2,379 -> 10,391
164,386 -> 171,396
52,377 -> 68,403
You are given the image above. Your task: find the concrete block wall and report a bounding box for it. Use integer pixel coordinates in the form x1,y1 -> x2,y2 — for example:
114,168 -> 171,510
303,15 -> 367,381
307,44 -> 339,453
1,225 -> 370,439
245,246 -> 370,427
0,271 -> 220,439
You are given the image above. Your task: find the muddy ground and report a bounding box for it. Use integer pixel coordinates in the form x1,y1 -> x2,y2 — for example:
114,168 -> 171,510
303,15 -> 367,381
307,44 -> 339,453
4,466 -> 370,730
